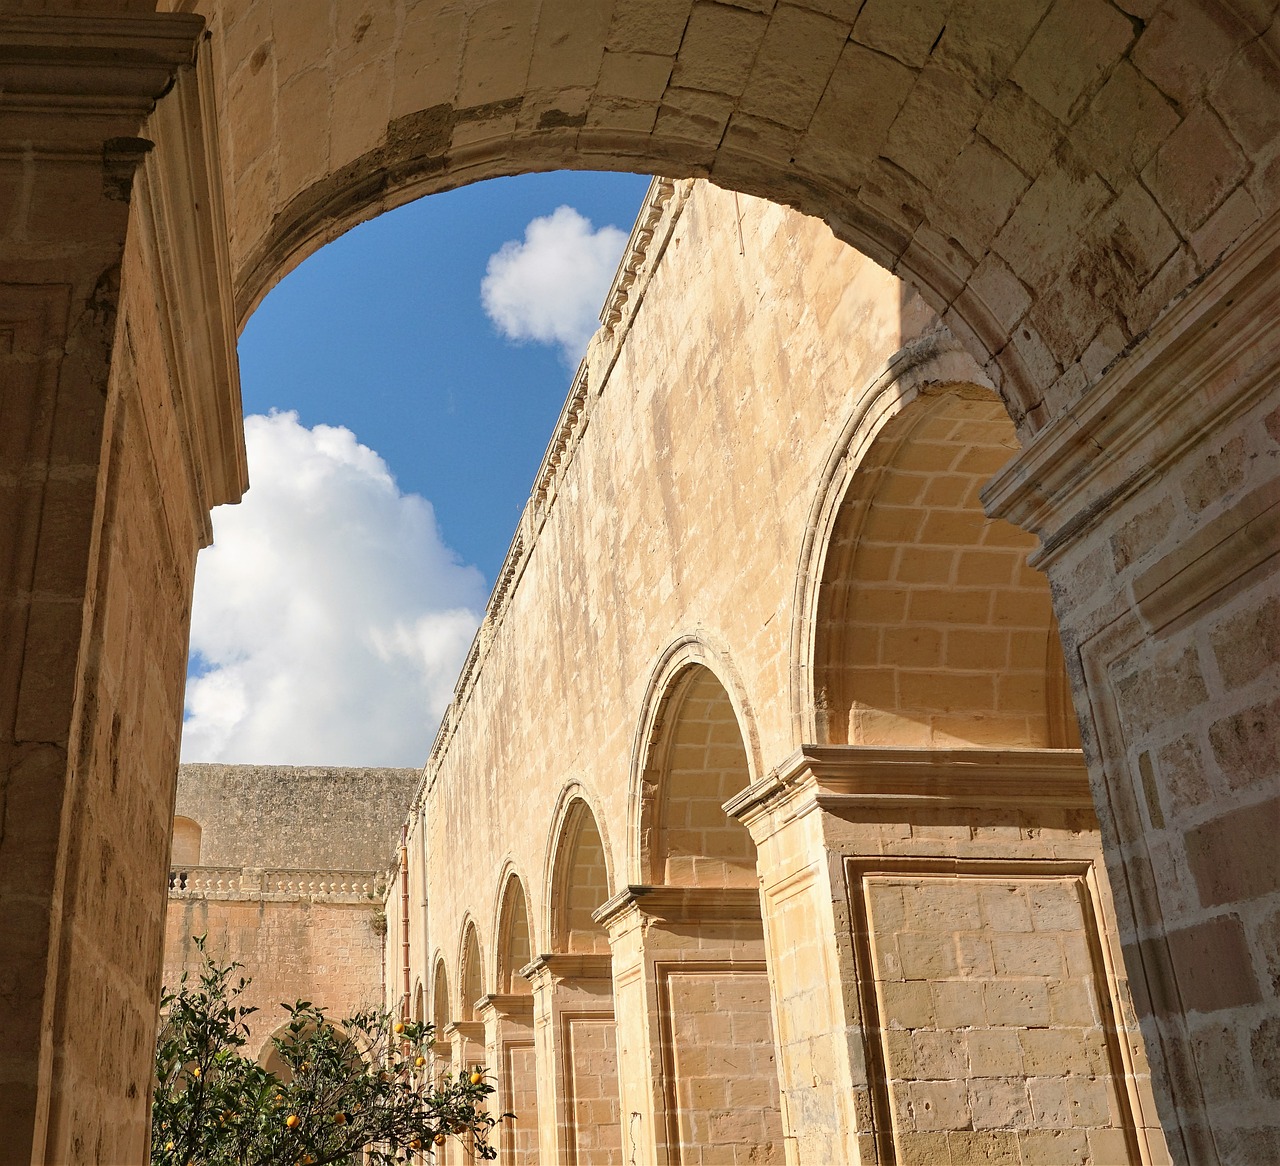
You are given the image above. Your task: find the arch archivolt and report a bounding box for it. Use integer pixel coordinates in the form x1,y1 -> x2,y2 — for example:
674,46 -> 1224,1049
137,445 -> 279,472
457,918 -> 484,1020
790,328 -> 996,743
541,786 -> 614,956
626,635 -> 762,886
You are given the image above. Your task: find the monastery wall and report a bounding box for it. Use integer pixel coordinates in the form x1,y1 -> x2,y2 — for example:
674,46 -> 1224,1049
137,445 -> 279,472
393,181 -> 1170,1164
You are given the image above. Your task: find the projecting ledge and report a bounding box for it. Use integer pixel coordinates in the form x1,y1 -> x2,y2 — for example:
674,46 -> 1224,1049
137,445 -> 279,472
723,745 -> 1093,828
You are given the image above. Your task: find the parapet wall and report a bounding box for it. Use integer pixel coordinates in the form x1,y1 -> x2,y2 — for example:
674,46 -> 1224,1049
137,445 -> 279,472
174,763 -> 418,872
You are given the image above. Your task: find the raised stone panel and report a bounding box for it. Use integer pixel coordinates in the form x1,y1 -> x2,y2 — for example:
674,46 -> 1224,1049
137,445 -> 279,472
502,1040 -> 539,1165
658,964 -> 784,1165
565,1014 -> 624,1165
853,862 -> 1146,1166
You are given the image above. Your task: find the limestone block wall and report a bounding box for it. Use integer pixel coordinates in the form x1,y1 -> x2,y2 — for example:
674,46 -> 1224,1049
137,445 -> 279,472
163,764 -> 416,1057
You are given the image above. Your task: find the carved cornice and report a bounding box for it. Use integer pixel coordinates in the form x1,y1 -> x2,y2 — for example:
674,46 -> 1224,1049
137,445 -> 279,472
724,745 -> 1092,829
593,884 -> 762,930
518,953 -> 613,986
982,209 -> 1280,569
441,1020 -> 485,1043
474,993 -> 534,1022
599,177 -> 679,337
0,13 -> 203,155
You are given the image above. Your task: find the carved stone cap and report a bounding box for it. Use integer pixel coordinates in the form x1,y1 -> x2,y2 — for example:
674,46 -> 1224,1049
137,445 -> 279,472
518,953 -> 613,985
724,745 -> 1092,827
0,13 -> 203,106
593,885 -> 762,930
441,1020 -> 484,1042
474,993 -> 534,1022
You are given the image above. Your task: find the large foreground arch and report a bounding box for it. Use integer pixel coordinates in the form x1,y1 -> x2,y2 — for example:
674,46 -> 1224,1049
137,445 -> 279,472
1,3 -> 1277,1161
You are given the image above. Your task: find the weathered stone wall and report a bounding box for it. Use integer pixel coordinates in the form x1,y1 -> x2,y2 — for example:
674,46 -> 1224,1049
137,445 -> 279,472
173,763 -> 418,871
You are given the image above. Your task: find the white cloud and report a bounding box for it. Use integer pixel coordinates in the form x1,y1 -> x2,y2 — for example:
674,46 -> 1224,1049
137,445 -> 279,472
181,411 -> 485,767
480,205 -> 628,365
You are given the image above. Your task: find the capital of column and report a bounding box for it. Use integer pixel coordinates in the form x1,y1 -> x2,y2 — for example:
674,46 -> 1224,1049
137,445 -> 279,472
518,953 -> 613,989
474,993 -> 534,1024
592,884 -> 762,934
441,1020 -> 485,1044
724,744 -> 1091,843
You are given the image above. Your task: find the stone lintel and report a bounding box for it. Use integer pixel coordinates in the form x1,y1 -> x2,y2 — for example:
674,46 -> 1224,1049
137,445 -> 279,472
982,208 -> 1280,568
593,884 -> 761,930
519,953 -> 613,986
474,993 -> 534,1023
725,744 -> 1093,829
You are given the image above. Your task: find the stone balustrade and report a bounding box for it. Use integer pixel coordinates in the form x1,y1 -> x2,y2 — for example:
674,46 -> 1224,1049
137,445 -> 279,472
168,864 -> 385,902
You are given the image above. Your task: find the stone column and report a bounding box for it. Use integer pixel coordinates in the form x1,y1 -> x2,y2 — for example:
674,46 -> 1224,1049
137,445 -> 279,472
476,993 -> 537,1164
0,13 -> 245,1163
597,885 -> 783,1166
726,745 -> 1168,1166
522,954 -> 621,1166
983,213 -> 1280,1166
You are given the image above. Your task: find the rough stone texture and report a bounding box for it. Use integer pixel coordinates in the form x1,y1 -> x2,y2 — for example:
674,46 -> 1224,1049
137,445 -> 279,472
173,763 -> 417,872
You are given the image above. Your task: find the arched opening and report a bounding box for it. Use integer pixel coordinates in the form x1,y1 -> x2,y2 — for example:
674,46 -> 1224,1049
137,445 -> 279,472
459,923 -> 484,1022
813,386 -> 1082,750
642,664 -> 757,888
495,875 -> 533,995
170,817 -> 202,868
625,657 -> 784,1164
549,800 -> 611,956
431,957 -> 450,1041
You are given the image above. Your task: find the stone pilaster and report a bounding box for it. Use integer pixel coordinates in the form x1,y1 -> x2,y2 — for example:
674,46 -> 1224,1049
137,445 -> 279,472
521,953 -> 620,1166
476,993 -> 537,1164
727,745 -> 1168,1166
596,884 -> 781,1166
984,211 -> 1280,1166
0,13 -> 244,1163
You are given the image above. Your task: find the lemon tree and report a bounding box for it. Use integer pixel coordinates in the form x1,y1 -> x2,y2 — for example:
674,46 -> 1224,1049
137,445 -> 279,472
152,940 -> 497,1165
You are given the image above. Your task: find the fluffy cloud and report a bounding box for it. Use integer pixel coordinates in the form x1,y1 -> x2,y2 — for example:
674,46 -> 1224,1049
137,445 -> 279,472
480,205 -> 628,364
181,411 -> 485,767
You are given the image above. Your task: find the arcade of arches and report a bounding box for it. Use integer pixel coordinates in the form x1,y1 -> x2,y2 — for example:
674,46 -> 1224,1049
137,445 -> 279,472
1,2 -> 1278,1164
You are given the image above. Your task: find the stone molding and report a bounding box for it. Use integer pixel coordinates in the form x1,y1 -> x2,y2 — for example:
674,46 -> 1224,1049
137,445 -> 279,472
982,209 -> 1280,570
474,993 -> 534,1022
167,864 -> 385,902
725,745 -> 1093,833
0,14 -> 202,150
593,884 -> 762,930
132,36 -> 248,542
519,953 -> 613,986
442,1020 -> 485,1044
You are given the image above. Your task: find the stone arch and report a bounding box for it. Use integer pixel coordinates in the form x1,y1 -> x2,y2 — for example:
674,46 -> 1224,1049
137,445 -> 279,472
170,816 -> 202,868
412,978 -> 425,1024
493,869 -> 534,995
544,791 -> 613,955
812,384 -> 1081,749
211,0 -> 1280,438
627,635 -> 762,884
431,954 -> 450,1037
257,1020 -> 364,1083
458,919 -> 484,1021
790,328 -> 995,743
629,659 -> 760,889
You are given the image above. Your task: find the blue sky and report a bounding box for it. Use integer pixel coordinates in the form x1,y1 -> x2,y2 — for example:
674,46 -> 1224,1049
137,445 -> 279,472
183,171 -> 652,766
237,171 -> 650,580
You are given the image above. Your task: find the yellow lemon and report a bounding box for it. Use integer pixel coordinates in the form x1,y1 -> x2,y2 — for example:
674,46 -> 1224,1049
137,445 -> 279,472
393,1021 -> 405,1034
469,1071 -> 482,1085
285,1113 -> 300,1129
